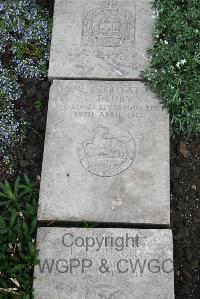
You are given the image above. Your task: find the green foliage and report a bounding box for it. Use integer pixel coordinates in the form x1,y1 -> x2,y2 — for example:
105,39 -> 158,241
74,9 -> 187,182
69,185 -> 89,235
15,42 -> 47,62
0,0 -> 52,162
0,176 -> 39,298
2,155 -> 15,177
0,0 -> 52,77
142,0 -> 200,134
34,100 -> 45,112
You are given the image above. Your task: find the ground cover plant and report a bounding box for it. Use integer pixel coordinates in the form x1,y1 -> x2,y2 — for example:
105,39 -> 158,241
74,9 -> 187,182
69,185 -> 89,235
0,0 -> 52,176
0,66 -> 23,163
142,0 -> 200,134
0,1 -> 52,298
0,176 -> 39,298
143,2 -> 200,296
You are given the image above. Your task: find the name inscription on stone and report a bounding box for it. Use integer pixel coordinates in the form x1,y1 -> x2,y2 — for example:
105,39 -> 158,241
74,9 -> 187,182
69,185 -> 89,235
54,84 -> 163,177
57,84 -> 164,120
52,83 -> 162,177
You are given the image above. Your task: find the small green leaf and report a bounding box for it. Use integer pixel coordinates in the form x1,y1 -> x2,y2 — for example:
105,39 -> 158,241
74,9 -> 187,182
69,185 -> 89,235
9,210 -> 17,228
0,216 -> 7,228
0,181 -> 6,191
0,192 -> 10,199
22,222 -> 29,234
24,174 -> 30,186
11,264 -> 26,272
18,189 -> 32,199
28,241 -> 35,257
0,228 -> 8,234
14,177 -> 21,195
29,218 -> 37,235
5,180 -> 11,191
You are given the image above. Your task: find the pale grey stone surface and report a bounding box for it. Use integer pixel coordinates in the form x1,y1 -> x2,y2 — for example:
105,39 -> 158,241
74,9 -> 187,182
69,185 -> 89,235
48,0 -> 154,79
33,227 -> 174,299
38,80 -> 170,224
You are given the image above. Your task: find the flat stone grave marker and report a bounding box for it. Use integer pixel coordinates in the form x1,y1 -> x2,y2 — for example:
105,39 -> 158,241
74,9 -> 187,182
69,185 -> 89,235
38,80 -> 169,225
48,0 -> 154,80
33,227 -> 174,298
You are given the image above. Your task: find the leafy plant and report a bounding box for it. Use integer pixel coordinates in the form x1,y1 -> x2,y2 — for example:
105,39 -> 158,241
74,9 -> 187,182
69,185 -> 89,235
0,0 -> 52,77
0,175 -> 39,298
142,0 -> 200,135
0,66 -> 23,158
0,0 -> 52,170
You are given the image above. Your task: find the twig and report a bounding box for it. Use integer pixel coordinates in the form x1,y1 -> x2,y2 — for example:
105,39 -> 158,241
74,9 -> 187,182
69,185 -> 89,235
0,288 -> 20,296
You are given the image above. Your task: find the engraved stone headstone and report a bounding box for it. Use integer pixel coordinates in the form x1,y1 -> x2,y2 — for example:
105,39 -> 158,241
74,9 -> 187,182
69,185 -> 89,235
33,227 -> 175,298
48,0 -> 154,79
38,80 -> 170,225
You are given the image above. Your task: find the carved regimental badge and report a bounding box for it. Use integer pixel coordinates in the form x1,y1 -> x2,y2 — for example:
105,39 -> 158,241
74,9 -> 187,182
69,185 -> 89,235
79,125 -> 136,177
82,0 -> 136,47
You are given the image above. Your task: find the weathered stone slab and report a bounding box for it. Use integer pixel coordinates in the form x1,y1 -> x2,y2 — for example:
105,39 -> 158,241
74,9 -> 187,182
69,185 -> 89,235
33,227 -> 174,298
48,0 -> 154,80
38,80 -> 169,224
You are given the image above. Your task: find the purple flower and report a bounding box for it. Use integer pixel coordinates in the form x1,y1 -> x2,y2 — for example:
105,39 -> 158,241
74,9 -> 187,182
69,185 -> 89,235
0,2 -> 6,12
